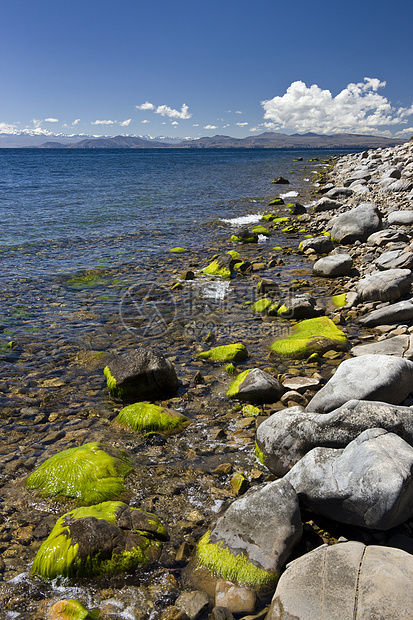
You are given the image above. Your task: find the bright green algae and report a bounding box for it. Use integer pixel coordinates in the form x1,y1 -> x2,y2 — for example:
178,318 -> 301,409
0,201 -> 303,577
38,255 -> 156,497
202,259 -> 233,278
226,369 -> 252,398
252,298 -> 272,314
31,501 -> 167,580
270,316 -> 348,358
103,366 -> 119,397
198,343 -> 248,363
26,442 -> 131,504
251,225 -> 270,235
50,599 -> 100,620
117,402 -> 189,433
332,293 -> 347,307
169,247 -> 188,253
196,531 -> 275,587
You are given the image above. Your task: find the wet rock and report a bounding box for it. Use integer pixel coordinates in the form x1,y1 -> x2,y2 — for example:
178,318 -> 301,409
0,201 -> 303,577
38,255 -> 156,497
203,255 -> 237,278
117,402 -> 190,433
329,202 -> 382,243
49,599 -> 98,620
375,249 -> 413,271
356,268 -> 413,302
226,368 -> 285,404
230,228 -> 259,244
270,317 -> 347,359
359,298 -> 413,326
209,606 -> 234,620
285,428 -> 413,529
104,348 -> 178,402
198,343 -> 249,363
307,354 -> 413,413
266,542 -> 413,620
271,177 -> 289,185
298,235 -> 334,254
256,399 -> 413,476
215,580 -> 256,615
312,253 -> 353,277
276,293 -> 324,320
175,591 -> 210,620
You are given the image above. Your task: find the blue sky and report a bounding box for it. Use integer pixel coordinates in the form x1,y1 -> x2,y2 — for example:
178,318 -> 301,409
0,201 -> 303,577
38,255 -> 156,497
2,0 -> 413,140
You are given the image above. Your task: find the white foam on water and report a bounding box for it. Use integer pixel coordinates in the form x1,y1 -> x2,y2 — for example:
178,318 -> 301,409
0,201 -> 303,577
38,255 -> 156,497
197,279 -> 230,300
279,191 -> 298,198
220,213 -> 262,226
303,178 -> 310,182
258,234 -> 269,243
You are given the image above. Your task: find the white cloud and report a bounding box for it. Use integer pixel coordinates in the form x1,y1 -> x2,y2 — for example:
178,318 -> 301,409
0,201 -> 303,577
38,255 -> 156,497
193,123 -> 199,127
236,122 -> 248,127
249,126 -> 262,132
136,101 -> 192,120
119,119 -> 131,127
72,119 -> 81,126
91,119 -> 114,125
0,122 -> 18,133
171,121 -> 179,126
45,117 -> 59,123
235,110 -> 242,114
204,125 -> 218,130
136,101 -> 156,111
141,119 -> 150,124
261,78 -> 413,135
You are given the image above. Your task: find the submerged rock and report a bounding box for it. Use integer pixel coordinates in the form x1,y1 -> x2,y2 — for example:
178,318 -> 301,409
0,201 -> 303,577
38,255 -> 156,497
270,316 -> 348,359
32,501 -> 167,579
26,442 -> 131,504
117,402 -> 189,433
276,293 -> 323,320
267,542 -> 413,620
197,343 -> 248,363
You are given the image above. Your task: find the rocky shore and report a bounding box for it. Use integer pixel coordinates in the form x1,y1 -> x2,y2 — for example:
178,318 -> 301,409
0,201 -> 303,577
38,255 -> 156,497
2,141 -> 413,619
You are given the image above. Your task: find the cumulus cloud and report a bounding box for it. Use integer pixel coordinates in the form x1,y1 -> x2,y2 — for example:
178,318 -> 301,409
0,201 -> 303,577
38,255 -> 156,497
72,119 -> 81,126
171,121 -> 179,126
141,119 -> 150,124
0,122 -> 18,133
261,78 -> 413,134
45,117 -> 59,123
204,124 -> 218,130
119,119 -> 131,126
136,101 -> 192,120
235,110 -> 242,114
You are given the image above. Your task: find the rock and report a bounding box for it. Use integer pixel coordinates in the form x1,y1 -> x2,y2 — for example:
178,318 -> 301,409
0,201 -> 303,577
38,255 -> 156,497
298,235 -> 334,254
355,268 -> 413,302
270,316 -> 348,359
375,249 -> 413,271
195,479 -> 302,592
351,334 -> 410,358
285,428 -> 413,529
49,599 -> 98,620
226,368 -> 285,404
281,375 -> 321,393
343,170 -> 371,186
26,442 -> 131,504
359,298 -> 413,327
256,398 -> 413,476
287,202 -> 306,215
104,348 -> 178,401
312,253 -> 353,277
276,293 -> 324,319
256,279 -> 279,296
231,228 -> 259,244
306,354 -> 413,413
198,343 -> 248,363
367,229 -> 410,246
31,501 -> 167,579
313,197 -> 343,212
210,608 -> 234,620
386,178 -> 413,192
252,298 -> 273,314
230,472 -> 249,495
325,186 -> 353,198
266,542 -> 413,620
271,177 -> 289,184
175,591 -> 210,620
117,402 -> 190,433
203,255 -> 237,278
215,580 -> 256,615
329,203 -> 382,243
388,210 -> 413,225
252,225 -> 270,236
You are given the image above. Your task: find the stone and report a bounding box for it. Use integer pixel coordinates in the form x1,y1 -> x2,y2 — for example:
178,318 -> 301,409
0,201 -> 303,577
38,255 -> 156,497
287,202 -> 306,215
231,228 -> 259,244
198,343 -> 248,363
298,235 -> 334,254
209,607 -> 234,620
367,228 -> 409,246
215,580 -> 256,615
375,249 -> 413,271
276,293 -> 323,320
117,402 -> 190,433
281,375 -> 321,393
49,599 -> 99,620
356,268 -> 413,302
256,398 -> 413,476
329,203 -> 382,243
271,176 -> 289,184
196,479 -> 302,591
359,298 -> 413,327
104,348 -> 178,402
226,368 -> 285,404
270,317 -> 348,359
350,334 -> 410,358
203,255 -> 237,278
388,210 -> 413,225
266,542 -> 413,620
31,501 -> 167,579
26,442 -> 131,504
325,186 -> 353,198
313,197 -> 343,212
312,253 -> 353,277
174,591 -> 210,620
343,170 -> 371,185
306,354 -> 413,413
285,428 -> 413,529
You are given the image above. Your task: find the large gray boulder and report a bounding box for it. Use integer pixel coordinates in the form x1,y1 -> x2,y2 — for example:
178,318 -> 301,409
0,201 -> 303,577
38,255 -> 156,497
329,203 -> 382,243
388,210 -> 413,225
195,479 -> 302,594
256,399 -> 413,477
285,428 -> 413,529
350,334 -> 413,358
375,249 -> 413,271
359,298 -> 413,327
355,268 -> 413,302
299,235 -> 334,254
306,354 -> 413,413
313,253 -> 353,277
266,542 -> 413,620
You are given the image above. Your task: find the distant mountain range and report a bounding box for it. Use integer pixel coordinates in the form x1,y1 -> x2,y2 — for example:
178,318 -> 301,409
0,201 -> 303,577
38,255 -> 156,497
0,131 -> 405,149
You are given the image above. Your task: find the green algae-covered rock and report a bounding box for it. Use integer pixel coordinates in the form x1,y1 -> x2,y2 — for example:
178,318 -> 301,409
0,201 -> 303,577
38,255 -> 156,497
198,343 -> 248,363
227,250 -> 241,259
270,316 -> 348,359
261,213 -> 275,221
26,442 -> 131,504
332,293 -> 347,307
117,402 -> 189,433
170,247 -> 188,253
252,225 -> 270,236
31,501 -> 167,580
272,217 -> 290,225
227,368 -> 284,404
268,197 -> 284,206
252,298 -> 272,314
203,254 -> 236,278
49,599 -> 100,620
230,228 -> 259,244
242,404 -> 262,417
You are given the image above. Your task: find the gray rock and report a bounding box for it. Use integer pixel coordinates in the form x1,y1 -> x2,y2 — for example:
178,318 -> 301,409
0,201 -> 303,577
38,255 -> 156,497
210,607 -> 234,620
355,268 -> 413,302
313,253 -> 353,277
375,249 -> 413,271
266,542 -> 413,620
386,178 -> 413,192
175,591 -> 210,620
306,354 -> 413,413
330,203 -> 382,243
313,197 -> 343,212
359,298 -> 413,326
284,428 -> 413,529
343,170 -> 371,186
325,187 -> 354,198
367,228 -> 410,246
256,398 -> 413,476
298,236 -> 334,254
388,210 -> 413,225
227,368 -> 285,404
276,293 -> 324,320
351,335 -> 410,358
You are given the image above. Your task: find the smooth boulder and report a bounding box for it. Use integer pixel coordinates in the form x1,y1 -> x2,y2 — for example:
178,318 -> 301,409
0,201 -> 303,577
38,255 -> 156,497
313,253 -> 353,277
375,249 -> 413,271
359,298 -> 413,326
306,354 -> 413,413
355,268 -> 413,302
226,368 -> 285,403
329,203 -> 382,243
388,210 -> 413,225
